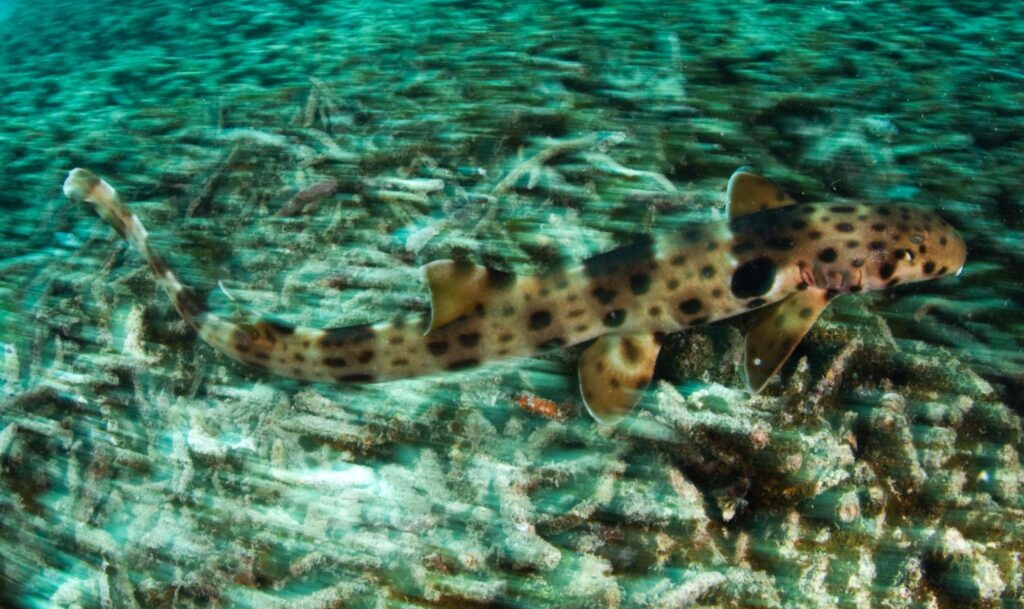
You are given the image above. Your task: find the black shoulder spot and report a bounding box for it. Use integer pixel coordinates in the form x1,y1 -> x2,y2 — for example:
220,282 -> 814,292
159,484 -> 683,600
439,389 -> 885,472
730,257 -> 777,299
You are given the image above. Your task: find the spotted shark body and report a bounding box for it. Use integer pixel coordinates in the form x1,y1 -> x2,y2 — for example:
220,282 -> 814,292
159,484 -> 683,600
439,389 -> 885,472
63,167 -> 967,422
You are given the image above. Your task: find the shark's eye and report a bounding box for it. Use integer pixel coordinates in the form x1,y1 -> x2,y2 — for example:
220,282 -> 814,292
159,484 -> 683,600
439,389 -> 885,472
909,234 -> 925,245
893,248 -> 915,261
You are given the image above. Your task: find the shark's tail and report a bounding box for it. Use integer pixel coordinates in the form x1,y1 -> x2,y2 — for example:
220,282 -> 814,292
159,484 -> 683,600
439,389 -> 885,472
63,168 -> 210,330
62,168 -> 489,384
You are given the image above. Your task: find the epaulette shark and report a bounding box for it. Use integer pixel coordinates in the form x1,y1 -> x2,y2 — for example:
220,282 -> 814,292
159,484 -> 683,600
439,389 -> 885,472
63,167 -> 967,423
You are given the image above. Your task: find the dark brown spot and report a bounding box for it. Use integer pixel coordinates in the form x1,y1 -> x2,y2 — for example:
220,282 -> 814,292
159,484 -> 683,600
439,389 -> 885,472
567,309 -> 585,318
621,338 -> 639,363
583,236 -> 654,277
667,278 -> 680,290
747,298 -> 767,309
938,266 -> 948,275
712,288 -> 723,298
836,222 -> 854,233
799,307 -> 813,319
846,240 -> 860,249
817,248 -> 838,263
886,278 -> 900,288
485,268 -> 516,289
923,261 -> 936,274
808,230 -> 823,240
940,236 -> 948,246
324,357 -> 348,367
447,358 -> 479,371
849,285 -> 862,293
537,338 -> 566,350
765,237 -> 796,251
610,379 -> 620,389
592,287 -> 617,305
653,332 -> 667,344
796,281 -> 808,291
871,222 -> 886,232
679,298 -> 703,315
671,254 -> 687,266
235,344 -> 251,353
648,306 -> 662,317
338,373 -> 374,383
427,341 -> 449,355
175,290 -> 209,319
879,263 -> 895,280
603,310 -> 626,327
357,350 -> 374,364
293,353 -> 305,362
458,332 -> 481,348
682,228 -> 702,243
918,245 -> 927,254
320,324 -> 374,347
732,241 -> 756,256
869,240 -> 886,251
253,352 -> 270,361
629,274 -> 651,295
832,205 -> 856,214
529,310 -> 552,330
499,333 -> 514,343
389,335 -> 404,345
149,255 -> 170,277
264,319 -> 295,335
852,259 -> 864,268
731,257 -> 777,299
392,358 -> 409,366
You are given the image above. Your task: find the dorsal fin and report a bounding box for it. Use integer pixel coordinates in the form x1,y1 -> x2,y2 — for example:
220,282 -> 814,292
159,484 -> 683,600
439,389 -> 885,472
421,259 -> 517,333
578,332 -> 661,424
745,287 -> 831,392
727,167 -> 796,218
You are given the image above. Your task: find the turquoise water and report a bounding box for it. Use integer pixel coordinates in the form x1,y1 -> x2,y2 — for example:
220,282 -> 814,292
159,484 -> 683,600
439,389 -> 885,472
0,1 -> 15,22
0,1 -> 1021,607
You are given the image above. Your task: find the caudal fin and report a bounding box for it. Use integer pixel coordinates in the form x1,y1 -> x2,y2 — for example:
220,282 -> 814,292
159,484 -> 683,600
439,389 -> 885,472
63,168 -> 209,330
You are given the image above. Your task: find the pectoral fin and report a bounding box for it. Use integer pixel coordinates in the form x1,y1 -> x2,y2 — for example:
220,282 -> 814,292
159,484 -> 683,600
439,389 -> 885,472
579,333 -> 661,424
727,167 -> 796,218
745,287 -> 830,392
421,260 -> 517,333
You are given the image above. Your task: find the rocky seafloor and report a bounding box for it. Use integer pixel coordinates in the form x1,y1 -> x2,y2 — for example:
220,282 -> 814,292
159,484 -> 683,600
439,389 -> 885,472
1,1 -> 1022,607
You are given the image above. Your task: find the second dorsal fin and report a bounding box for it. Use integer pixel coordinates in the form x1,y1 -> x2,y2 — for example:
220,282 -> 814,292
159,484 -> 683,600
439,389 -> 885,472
421,259 -> 517,333
727,167 -> 796,218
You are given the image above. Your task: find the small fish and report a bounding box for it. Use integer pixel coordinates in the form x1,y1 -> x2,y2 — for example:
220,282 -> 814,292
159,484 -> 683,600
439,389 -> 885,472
63,167 -> 967,423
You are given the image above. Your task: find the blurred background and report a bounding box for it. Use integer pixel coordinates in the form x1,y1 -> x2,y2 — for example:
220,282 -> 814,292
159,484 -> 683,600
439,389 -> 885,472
0,1 -> 1021,607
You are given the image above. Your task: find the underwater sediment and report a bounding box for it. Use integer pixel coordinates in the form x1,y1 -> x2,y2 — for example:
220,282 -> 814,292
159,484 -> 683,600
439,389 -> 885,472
0,1 -> 1022,607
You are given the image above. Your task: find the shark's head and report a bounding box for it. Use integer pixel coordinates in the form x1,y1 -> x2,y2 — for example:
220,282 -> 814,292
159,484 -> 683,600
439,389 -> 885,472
855,205 -> 967,292
792,203 -> 967,294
